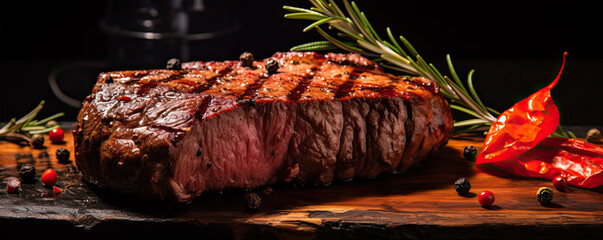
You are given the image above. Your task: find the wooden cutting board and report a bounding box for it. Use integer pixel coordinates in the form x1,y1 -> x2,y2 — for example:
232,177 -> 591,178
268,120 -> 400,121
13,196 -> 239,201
1,130 -> 602,239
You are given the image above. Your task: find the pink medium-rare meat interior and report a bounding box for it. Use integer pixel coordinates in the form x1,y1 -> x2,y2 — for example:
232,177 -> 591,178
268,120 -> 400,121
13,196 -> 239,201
172,101 -> 297,202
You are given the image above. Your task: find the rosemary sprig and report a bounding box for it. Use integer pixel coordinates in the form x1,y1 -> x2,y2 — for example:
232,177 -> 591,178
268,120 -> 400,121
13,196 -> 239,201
0,100 -> 64,145
284,0 -> 573,137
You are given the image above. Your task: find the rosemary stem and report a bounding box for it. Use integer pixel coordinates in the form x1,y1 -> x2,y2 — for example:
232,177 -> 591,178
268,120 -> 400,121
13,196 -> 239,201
454,119 -> 491,127
375,41 -> 413,67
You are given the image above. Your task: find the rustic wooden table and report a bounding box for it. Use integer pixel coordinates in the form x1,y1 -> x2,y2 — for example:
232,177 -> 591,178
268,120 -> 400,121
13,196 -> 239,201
1,130 -> 602,239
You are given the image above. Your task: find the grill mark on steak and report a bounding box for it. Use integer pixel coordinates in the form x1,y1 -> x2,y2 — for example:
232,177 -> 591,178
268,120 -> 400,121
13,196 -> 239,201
162,71 -> 185,82
334,73 -> 358,99
194,75 -> 221,93
287,74 -> 315,102
361,84 -> 399,98
403,78 -> 439,93
238,74 -> 270,100
189,63 -> 237,93
195,95 -> 214,119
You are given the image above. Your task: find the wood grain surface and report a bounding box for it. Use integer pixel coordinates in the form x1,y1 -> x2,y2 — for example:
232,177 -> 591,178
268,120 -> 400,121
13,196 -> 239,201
1,130 -> 602,239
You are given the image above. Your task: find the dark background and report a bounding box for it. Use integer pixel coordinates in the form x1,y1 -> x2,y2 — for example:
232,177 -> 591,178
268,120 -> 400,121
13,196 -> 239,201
1,0 -> 602,127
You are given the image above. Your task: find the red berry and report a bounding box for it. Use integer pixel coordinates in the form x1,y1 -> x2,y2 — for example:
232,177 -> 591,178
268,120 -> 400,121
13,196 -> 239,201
6,177 -> 20,193
552,176 -> 567,190
41,168 -> 57,187
49,128 -> 64,143
478,190 -> 495,207
53,186 -> 62,196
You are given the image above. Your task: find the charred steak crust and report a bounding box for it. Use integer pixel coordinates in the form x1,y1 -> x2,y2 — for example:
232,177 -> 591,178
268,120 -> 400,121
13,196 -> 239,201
74,52 -> 454,202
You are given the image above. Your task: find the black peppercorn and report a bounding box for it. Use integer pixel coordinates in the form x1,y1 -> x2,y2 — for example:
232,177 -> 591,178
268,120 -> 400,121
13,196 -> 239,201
454,177 -> 471,196
18,163 -> 36,183
244,192 -> 262,211
463,145 -> 477,161
239,52 -> 255,68
30,134 -> 45,149
246,99 -> 256,107
166,58 -> 182,70
265,59 -> 279,74
537,187 -> 554,206
56,148 -> 70,163
586,128 -> 602,144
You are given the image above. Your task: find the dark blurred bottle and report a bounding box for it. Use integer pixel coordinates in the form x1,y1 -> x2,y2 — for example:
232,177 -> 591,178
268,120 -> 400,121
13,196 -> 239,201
100,0 -> 240,69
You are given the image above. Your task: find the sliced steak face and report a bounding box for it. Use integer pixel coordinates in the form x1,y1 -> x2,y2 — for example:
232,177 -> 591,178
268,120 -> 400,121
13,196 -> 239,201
74,52 -> 454,202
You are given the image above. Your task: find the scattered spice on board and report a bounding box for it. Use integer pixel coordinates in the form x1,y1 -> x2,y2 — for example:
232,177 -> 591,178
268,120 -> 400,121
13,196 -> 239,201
245,193 -> 262,211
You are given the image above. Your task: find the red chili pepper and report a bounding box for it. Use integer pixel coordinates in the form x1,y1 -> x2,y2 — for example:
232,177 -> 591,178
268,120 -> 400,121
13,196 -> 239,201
476,52 -> 603,191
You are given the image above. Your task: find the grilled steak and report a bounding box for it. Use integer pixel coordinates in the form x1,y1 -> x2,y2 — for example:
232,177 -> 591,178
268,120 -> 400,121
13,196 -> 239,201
74,52 -> 454,202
